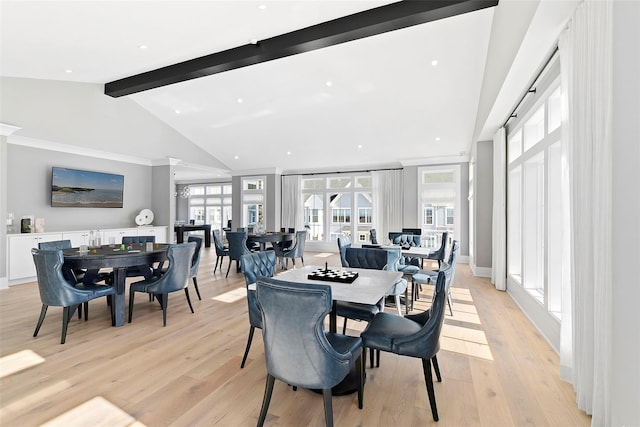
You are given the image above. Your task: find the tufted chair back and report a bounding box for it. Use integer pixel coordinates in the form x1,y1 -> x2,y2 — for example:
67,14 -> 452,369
140,243 -> 194,294
32,249 -> 88,307
344,247 -> 393,271
240,251 -> 277,329
38,240 -> 72,250
256,277 -> 357,389
187,236 -> 203,277
212,229 -> 227,256
392,234 -> 421,247
122,235 -> 156,245
288,230 -> 307,257
227,231 -> 251,260
337,235 -> 352,267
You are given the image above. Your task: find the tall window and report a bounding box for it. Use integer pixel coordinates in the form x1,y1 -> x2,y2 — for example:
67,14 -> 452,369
418,166 -> 459,248
301,173 -> 373,243
507,75 -> 563,318
186,183 -> 232,234
242,176 -> 265,228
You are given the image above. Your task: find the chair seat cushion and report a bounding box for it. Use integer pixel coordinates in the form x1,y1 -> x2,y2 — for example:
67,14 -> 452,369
360,312 -> 422,352
335,301 -> 379,322
412,271 -> 435,284
398,265 -> 420,275
326,333 -> 362,356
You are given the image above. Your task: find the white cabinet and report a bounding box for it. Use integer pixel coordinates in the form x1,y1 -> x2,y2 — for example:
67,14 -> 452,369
8,233 -> 64,281
63,230 -> 91,247
7,226 -> 168,285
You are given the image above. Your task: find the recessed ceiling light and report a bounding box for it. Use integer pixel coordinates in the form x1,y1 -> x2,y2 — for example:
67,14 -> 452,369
435,137 -> 441,141
65,69 -> 72,73
431,59 -> 438,66
326,81 -> 332,87
287,151 -> 292,156
357,144 -> 363,149
237,98 -> 243,104
175,109 -> 181,114
234,155 -> 239,160
258,4 -> 267,10
138,45 -> 148,49
248,38 -> 259,45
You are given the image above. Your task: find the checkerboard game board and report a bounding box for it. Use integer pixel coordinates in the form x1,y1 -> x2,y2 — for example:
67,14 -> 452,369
307,268 -> 359,283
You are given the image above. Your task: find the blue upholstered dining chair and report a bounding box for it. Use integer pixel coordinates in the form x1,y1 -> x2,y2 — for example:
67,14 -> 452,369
412,240 -> 459,316
121,235 -> 156,280
336,247 -> 407,334
361,266 -> 451,422
273,230 -> 306,269
225,231 -> 251,277
31,248 -> 115,344
255,277 -> 363,427
38,239 -> 109,288
426,232 -> 449,269
337,235 -> 351,267
187,236 -> 203,300
212,229 -> 229,274
128,242 -> 196,326
238,251 -> 277,368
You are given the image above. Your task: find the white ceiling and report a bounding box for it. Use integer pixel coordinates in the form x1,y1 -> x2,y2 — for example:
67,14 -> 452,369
0,1 -> 577,181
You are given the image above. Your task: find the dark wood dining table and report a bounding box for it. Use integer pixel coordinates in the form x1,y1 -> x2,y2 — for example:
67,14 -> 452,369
247,231 -> 294,251
62,244 -> 170,326
174,224 -> 211,247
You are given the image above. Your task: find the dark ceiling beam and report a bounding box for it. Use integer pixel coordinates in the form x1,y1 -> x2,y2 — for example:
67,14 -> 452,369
105,0 -> 498,97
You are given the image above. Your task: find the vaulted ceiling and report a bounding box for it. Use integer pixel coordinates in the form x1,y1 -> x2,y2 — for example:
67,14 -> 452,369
0,1 -> 578,181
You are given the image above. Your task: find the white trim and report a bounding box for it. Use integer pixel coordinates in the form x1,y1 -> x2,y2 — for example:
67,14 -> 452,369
8,135 -> 153,166
0,123 -> 21,136
469,261 -> 492,278
231,167 -> 282,177
400,154 -> 470,166
0,276 -> 8,290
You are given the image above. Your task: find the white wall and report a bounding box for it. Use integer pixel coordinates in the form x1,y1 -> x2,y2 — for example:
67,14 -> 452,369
611,1 -> 640,424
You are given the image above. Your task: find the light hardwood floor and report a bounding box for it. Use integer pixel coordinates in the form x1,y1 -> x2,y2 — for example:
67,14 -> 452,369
0,248 -> 590,426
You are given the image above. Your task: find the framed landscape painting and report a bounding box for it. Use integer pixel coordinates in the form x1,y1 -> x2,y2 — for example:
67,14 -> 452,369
51,167 -> 124,208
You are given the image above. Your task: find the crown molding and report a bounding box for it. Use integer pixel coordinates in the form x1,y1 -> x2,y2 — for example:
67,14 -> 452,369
400,154 -> 470,166
0,123 -> 21,136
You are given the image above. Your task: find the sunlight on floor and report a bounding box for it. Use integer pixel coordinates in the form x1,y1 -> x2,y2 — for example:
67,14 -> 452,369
314,252 -> 334,258
0,349 -> 45,379
1,380 -> 73,416
40,396 -> 145,427
213,287 -> 246,303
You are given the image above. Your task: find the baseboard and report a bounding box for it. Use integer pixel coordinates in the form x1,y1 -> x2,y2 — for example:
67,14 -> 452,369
0,276 -> 8,290
470,261 -> 492,278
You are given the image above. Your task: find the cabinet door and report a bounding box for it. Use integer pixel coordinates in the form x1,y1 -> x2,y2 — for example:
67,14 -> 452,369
102,228 -> 137,245
139,226 -> 167,243
63,231 -> 91,247
9,233 -> 63,280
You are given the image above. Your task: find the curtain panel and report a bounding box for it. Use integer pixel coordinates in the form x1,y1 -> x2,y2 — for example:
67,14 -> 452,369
491,127 -> 507,291
281,175 -> 303,231
372,170 -> 403,244
558,0 -> 613,424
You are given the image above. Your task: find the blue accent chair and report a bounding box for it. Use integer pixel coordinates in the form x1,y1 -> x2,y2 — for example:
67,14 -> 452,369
337,235 -> 351,268
361,266 -> 451,422
128,242 -> 196,326
187,236 -> 203,300
412,240 -> 459,316
212,229 -> 229,274
31,248 -> 115,344
238,251 -> 277,368
121,235 -> 156,280
426,232 -> 449,269
226,231 -> 251,277
255,277 -> 363,427
273,230 -> 306,269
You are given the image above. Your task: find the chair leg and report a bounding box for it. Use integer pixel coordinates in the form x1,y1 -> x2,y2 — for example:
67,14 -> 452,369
322,388 -> 334,427
376,349 -> 380,367
432,355 -> 442,382
77,302 -> 82,319
356,352 -> 364,409
161,293 -> 168,326
342,317 -> 348,335
61,306 -> 71,344
184,288 -> 194,313
422,358 -> 439,422
447,291 -> 454,316
192,277 -> 201,300
394,295 -> 402,316
33,304 -> 48,337
83,301 -> 89,321
225,260 -> 232,277
257,374 -> 276,427
241,326 -> 255,368
300,256 -> 304,266
214,257 -> 220,273
369,348 -> 374,368
128,289 -> 136,323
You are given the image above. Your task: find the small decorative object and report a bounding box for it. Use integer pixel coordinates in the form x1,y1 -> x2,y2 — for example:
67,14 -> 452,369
135,209 -> 154,226
179,186 -> 191,199
21,216 -> 34,233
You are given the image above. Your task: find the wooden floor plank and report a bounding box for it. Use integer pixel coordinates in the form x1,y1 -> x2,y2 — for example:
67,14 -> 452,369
0,248 -> 590,426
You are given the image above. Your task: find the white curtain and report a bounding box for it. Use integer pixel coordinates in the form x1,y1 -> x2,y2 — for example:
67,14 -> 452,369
558,1 -> 613,424
281,175 -> 303,231
491,127 -> 507,291
372,170 -> 403,243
